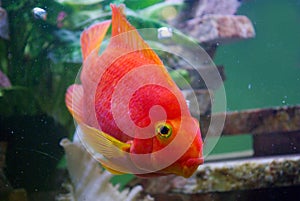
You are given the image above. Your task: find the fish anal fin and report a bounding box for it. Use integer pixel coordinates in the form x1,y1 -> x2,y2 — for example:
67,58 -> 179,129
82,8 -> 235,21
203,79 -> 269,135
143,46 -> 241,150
81,20 -> 111,60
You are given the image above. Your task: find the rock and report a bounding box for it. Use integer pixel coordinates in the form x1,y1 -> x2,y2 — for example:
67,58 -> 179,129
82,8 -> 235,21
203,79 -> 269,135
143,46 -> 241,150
173,0 -> 241,24
8,189 -> 28,201
184,155 -> 300,193
170,0 -> 254,45
193,0 -> 241,16
127,174 -> 186,194
185,14 -> 255,44
127,155 -> 300,200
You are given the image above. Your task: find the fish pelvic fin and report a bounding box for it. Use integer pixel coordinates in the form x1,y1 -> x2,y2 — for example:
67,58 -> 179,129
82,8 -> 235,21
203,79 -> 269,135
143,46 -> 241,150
110,4 -> 163,65
80,20 -> 111,61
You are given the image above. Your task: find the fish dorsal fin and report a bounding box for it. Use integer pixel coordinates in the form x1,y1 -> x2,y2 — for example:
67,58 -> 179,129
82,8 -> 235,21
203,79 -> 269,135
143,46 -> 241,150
110,4 -> 163,65
80,20 -> 111,61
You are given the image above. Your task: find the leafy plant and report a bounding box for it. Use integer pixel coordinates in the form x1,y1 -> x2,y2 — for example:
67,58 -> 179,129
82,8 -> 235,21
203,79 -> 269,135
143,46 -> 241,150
0,0 -> 186,135
0,0 -> 194,190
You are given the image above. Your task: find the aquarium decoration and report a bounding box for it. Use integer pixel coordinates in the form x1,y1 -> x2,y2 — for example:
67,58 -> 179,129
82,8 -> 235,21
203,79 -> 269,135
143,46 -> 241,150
170,0 -> 255,44
127,155 -> 300,200
57,135 -> 153,201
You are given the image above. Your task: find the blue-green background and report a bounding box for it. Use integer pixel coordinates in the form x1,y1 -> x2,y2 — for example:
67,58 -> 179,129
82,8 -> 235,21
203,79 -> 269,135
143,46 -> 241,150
208,0 -> 300,164
215,0 -> 300,111
114,0 -> 300,186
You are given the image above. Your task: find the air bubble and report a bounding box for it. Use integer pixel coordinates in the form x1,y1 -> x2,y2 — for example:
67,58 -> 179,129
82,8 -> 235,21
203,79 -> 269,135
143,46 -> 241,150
248,84 -> 252,89
157,27 -> 173,39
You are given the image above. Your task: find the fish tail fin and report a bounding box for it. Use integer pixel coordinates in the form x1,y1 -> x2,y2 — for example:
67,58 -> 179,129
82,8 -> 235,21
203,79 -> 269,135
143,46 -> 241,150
80,20 -> 111,60
65,84 -> 84,123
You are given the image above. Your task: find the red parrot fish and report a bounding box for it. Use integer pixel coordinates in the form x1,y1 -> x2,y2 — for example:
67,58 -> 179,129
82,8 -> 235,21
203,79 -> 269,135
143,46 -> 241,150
65,4 -> 203,178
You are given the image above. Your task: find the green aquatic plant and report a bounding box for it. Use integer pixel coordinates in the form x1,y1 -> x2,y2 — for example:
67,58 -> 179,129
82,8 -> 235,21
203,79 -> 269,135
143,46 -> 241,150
0,0 -> 77,132
0,0 -> 187,134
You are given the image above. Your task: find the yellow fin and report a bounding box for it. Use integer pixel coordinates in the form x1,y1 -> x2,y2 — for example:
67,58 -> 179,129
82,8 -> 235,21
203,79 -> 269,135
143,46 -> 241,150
78,122 -> 131,159
102,163 -> 126,175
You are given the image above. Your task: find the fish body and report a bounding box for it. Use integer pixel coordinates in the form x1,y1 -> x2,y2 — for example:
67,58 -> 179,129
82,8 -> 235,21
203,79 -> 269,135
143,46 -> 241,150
66,4 -> 203,178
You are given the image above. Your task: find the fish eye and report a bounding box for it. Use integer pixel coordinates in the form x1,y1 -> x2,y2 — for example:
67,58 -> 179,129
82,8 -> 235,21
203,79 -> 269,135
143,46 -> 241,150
156,123 -> 172,139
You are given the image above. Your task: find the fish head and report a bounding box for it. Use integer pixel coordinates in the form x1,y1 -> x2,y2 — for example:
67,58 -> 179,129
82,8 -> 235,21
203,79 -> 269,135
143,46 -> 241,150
130,116 -> 203,178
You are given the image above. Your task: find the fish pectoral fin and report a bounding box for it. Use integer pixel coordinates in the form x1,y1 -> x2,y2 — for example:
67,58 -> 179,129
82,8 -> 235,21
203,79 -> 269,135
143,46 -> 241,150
78,123 -> 131,159
81,20 -> 111,60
